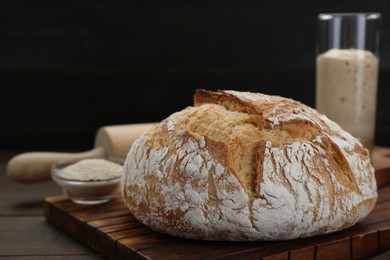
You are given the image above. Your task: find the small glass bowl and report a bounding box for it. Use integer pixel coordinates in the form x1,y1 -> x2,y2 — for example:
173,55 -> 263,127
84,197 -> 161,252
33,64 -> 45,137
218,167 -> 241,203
51,157 -> 124,205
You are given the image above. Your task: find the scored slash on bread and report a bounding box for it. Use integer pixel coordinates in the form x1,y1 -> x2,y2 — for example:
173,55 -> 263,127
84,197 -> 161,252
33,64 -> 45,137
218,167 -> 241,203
121,89 -> 377,241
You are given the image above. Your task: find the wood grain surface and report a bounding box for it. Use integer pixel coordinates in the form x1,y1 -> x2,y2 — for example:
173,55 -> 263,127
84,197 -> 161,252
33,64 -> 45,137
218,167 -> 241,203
2,147 -> 390,260
44,176 -> 390,259
0,150 -> 104,259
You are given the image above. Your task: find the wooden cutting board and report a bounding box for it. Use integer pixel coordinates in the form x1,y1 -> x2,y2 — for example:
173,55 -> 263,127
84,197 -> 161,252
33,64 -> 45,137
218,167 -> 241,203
44,147 -> 390,259
44,184 -> 390,260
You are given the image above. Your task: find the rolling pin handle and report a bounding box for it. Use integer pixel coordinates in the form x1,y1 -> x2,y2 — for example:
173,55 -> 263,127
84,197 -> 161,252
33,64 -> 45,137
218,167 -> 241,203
6,147 -> 105,183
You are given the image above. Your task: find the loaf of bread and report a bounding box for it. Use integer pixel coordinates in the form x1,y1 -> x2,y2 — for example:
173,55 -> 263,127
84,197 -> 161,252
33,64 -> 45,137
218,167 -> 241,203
121,89 -> 377,241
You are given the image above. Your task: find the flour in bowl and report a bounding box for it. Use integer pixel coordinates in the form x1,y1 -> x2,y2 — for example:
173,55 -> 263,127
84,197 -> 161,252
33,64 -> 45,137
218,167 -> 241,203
57,158 -> 123,181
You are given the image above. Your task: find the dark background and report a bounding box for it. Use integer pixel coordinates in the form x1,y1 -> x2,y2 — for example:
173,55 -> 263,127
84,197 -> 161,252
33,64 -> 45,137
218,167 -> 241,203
1,0 -> 389,150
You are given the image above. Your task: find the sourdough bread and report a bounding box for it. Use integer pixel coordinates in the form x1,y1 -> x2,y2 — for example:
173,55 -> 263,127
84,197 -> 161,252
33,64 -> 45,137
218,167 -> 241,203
121,89 -> 377,241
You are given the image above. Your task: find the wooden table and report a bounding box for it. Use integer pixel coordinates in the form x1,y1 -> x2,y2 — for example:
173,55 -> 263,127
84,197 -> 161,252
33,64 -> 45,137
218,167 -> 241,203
1,148 -> 390,260
0,150 -> 104,259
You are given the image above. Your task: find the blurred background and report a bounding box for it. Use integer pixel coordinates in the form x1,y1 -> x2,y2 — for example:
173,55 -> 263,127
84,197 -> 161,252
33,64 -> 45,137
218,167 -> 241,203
1,0 -> 389,150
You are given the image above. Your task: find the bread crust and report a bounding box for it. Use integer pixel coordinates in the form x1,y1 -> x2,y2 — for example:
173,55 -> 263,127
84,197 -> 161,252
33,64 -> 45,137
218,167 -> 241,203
121,89 -> 377,241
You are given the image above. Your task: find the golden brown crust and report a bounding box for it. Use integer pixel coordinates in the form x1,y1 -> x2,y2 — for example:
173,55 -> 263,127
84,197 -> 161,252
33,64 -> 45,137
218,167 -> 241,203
122,89 -> 377,241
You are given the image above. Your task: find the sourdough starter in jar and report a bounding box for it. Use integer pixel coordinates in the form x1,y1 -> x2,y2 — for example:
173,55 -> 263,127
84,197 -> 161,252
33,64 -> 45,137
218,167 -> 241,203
316,48 -> 379,151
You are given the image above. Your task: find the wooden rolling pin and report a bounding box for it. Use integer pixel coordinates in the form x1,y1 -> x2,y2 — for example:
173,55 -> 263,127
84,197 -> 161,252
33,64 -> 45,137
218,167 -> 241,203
6,123 -> 154,183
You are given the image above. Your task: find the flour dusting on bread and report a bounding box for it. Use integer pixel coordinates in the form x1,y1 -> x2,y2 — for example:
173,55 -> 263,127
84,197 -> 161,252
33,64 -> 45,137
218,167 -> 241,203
121,89 -> 377,241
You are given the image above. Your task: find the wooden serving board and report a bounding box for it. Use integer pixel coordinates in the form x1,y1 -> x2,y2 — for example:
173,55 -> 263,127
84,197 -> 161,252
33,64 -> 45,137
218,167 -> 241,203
44,183 -> 390,260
